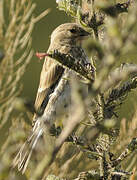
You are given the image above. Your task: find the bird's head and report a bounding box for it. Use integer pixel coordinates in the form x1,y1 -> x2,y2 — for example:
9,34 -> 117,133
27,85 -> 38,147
50,23 -> 90,46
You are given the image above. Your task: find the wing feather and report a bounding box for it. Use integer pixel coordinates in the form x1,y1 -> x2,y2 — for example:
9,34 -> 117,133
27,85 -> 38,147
34,56 -> 64,115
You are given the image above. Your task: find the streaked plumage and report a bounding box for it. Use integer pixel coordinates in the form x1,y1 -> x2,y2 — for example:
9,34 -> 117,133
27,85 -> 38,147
13,23 -> 92,173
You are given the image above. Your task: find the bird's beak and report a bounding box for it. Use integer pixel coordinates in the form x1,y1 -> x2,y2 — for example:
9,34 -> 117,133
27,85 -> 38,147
80,29 -> 91,37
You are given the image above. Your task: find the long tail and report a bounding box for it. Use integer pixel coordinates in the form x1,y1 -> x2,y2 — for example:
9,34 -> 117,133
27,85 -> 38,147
13,121 -> 43,174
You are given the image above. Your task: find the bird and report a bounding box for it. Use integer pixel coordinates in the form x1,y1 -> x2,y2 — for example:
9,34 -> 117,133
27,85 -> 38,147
13,23 -> 93,173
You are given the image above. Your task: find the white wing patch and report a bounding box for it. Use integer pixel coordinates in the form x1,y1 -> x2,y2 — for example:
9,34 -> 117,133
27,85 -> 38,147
38,88 -> 45,93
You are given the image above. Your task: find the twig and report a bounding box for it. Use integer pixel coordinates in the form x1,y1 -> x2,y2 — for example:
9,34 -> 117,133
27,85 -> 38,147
111,138 -> 137,167
36,50 -> 95,83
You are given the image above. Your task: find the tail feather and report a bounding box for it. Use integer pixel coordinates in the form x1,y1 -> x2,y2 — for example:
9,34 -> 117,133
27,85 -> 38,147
13,122 -> 43,173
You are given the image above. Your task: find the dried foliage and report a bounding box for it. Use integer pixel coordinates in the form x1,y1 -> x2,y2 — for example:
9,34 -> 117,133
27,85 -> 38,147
0,0 -> 49,179
0,0 -> 137,180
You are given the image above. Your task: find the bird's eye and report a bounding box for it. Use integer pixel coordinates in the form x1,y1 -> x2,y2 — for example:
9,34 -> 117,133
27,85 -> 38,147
70,28 -> 77,33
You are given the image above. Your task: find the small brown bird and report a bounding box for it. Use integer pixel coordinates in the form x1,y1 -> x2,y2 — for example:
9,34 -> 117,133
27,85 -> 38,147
13,23 -> 92,173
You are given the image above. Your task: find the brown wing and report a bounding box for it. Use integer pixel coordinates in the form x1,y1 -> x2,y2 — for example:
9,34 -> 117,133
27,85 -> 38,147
34,56 -> 64,116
